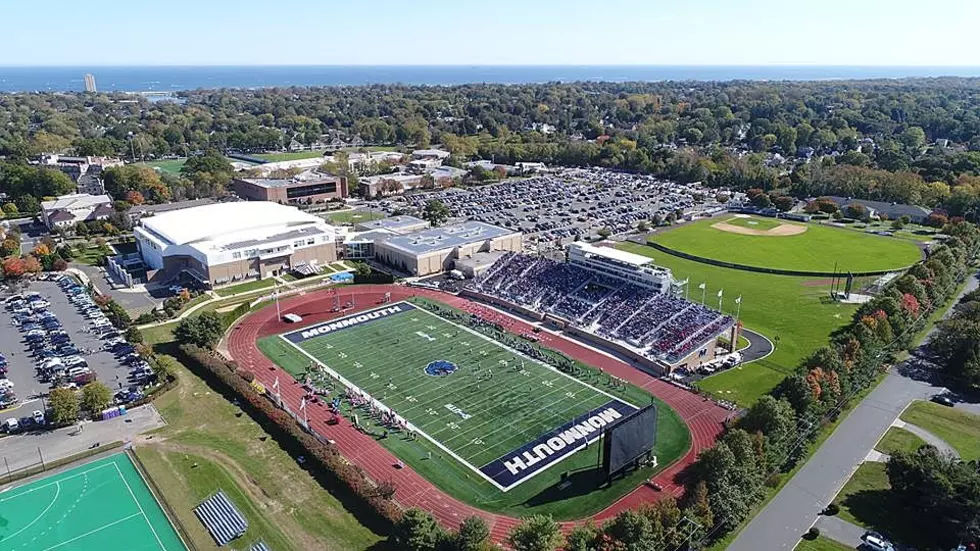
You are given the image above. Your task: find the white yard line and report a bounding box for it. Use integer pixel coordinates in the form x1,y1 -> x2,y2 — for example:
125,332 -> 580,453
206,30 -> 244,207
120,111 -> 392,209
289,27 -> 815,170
278,300 -> 638,492
0,462 -> 113,503
113,462 -> 165,550
42,513 -> 142,551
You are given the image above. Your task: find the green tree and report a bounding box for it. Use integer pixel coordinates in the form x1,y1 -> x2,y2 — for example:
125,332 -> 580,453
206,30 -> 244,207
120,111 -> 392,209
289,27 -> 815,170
507,515 -> 563,551
1,203 -> 18,217
81,381 -> 113,413
603,509 -> 655,551
772,195 -> 795,212
49,387 -> 80,424
388,509 -> 444,551
454,516 -> 490,551
422,199 -> 451,227
173,311 -> 225,349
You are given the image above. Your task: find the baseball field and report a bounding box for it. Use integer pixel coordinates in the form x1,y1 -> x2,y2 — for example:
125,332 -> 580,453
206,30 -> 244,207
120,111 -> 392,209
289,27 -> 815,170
649,215 -> 922,273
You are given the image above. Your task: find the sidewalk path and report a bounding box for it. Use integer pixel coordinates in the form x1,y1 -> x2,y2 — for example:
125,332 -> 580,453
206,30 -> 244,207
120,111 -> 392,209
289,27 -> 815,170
892,419 -> 959,458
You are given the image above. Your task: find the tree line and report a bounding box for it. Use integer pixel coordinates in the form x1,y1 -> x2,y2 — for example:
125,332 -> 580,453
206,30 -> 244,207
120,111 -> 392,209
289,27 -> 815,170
681,220 -> 980,547
5,80 -> 980,216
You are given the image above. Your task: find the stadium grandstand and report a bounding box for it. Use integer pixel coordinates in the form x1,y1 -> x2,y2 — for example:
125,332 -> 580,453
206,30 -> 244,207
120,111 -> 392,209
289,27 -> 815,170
465,251 -> 734,373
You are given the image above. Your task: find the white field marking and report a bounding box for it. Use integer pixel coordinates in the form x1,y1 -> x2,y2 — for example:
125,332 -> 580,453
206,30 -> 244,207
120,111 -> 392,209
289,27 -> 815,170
0,481 -> 61,543
302,316 -> 610,456
113,462 -> 164,550
411,304 -> 638,409
126,454 -> 190,551
0,462 -> 114,503
42,513 -> 142,551
278,331 -> 510,492
281,301 -> 639,491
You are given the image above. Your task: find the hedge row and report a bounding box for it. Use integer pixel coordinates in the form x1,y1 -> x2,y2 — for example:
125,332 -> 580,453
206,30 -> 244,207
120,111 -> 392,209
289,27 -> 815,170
177,344 -> 403,525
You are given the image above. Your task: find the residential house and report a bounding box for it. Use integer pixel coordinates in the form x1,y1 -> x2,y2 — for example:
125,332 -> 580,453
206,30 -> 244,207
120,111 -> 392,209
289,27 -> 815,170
40,193 -> 114,230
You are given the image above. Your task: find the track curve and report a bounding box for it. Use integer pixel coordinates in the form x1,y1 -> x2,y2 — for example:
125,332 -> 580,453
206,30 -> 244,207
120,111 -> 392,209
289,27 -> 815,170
226,285 -> 731,541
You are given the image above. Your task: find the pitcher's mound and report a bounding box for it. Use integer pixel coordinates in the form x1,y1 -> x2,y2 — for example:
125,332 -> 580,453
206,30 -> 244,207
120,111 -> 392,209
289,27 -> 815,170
711,220 -> 808,237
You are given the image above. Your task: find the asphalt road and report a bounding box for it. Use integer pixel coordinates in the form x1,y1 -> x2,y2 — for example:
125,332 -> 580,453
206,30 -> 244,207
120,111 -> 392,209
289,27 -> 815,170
739,328 -> 774,363
0,404 -> 164,477
727,271 -> 979,551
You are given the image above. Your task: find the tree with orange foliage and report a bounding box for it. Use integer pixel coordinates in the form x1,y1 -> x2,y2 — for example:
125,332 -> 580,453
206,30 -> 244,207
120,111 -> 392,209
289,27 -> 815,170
2,256 -> 26,278
21,256 -> 42,274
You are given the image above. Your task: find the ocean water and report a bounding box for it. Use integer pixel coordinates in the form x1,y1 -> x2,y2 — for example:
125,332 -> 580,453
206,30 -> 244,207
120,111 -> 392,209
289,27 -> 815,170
1,65 -> 979,93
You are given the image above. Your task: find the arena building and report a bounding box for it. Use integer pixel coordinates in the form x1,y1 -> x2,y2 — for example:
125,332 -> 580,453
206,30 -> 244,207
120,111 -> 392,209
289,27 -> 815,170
374,221 -> 522,276
567,242 -> 676,293
134,202 -> 339,286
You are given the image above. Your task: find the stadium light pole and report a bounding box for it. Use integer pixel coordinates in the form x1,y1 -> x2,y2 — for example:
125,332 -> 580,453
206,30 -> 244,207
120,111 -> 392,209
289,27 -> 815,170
274,280 -> 281,320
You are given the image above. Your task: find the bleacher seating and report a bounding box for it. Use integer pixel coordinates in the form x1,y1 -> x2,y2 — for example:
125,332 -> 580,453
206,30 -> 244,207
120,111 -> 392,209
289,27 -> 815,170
470,253 -> 733,363
194,491 -> 248,546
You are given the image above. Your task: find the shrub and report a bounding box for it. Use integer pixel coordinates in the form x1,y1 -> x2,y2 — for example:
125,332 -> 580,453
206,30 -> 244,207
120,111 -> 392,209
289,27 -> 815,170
823,503 -> 839,516
178,344 -> 402,524
805,527 -> 820,540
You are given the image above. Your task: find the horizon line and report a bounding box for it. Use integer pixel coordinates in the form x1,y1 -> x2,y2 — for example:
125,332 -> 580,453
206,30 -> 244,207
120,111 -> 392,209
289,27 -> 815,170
4,63 -> 980,69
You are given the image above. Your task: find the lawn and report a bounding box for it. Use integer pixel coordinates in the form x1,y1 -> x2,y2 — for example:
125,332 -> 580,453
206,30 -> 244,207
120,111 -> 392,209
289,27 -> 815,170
253,151 -> 327,162
795,536 -> 853,551
650,215 -> 922,273
258,299 -> 689,519
619,242 -> 859,405
832,462 -> 943,550
875,427 -> 927,456
324,210 -> 385,225
136,344 -> 384,550
900,401 -> 980,460
142,158 -> 188,175
215,278 -> 277,297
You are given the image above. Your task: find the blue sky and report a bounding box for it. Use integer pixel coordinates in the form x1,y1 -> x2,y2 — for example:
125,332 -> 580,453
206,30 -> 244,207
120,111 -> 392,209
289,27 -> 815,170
3,0 -> 979,66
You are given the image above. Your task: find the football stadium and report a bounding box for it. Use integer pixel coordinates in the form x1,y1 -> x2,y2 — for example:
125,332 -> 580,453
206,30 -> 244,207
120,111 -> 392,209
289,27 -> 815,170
249,289 -> 698,519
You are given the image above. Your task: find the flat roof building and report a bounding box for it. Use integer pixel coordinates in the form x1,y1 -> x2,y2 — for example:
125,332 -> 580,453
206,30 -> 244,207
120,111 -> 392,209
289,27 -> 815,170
567,242 -> 674,293
374,221 -> 522,277
135,201 -> 339,287
233,172 -> 347,204
354,215 -> 429,234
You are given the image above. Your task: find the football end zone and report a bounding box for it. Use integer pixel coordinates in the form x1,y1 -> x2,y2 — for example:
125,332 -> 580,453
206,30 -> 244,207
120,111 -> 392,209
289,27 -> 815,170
277,301 -> 644,492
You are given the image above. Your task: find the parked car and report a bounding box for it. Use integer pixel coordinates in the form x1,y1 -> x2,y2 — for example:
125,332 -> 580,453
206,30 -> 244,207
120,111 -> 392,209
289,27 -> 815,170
931,393 -> 956,407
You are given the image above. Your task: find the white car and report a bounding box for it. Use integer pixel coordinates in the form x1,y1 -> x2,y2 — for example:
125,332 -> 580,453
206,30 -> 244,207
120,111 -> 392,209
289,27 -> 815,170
0,379 -> 14,390
862,533 -> 894,551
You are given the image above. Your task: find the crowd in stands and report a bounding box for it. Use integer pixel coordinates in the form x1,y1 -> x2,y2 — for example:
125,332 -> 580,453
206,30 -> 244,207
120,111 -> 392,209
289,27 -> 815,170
469,252 -> 733,363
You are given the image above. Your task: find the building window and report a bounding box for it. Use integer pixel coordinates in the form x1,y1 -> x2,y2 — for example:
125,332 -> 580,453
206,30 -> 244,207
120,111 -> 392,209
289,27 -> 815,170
232,252 -> 242,259
293,240 -> 305,248
285,181 -> 337,199
307,239 -> 315,245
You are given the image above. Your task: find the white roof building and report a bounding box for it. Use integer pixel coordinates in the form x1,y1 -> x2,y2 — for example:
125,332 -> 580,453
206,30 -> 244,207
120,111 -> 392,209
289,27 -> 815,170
40,193 -> 113,229
567,242 -> 674,293
135,202 -> 339,283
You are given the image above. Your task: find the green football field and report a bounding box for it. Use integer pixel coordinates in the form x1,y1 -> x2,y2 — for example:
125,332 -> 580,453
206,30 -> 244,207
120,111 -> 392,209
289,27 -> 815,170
269,302 -> 636,490
650,215 -> 922,272
0,453 -> 185,551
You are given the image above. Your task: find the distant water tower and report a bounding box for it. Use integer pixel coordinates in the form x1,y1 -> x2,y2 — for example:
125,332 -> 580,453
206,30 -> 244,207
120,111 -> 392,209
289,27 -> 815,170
84,73 -> 97,93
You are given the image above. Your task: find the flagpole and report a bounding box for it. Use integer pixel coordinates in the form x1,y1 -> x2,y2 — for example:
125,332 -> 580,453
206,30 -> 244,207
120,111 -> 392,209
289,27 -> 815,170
735,296 -> 742,324
701,284 -> 706,305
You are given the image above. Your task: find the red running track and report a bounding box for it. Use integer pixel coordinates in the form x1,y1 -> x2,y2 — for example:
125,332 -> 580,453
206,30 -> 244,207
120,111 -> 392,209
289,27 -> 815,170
226,285 -> 730,542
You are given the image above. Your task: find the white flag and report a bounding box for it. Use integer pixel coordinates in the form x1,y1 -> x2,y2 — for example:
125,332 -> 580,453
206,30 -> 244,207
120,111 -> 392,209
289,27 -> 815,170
717,289 -> 724,298
735,295 -> 742,304
698,282 -> 706,290
300,397 -> 307,411
272,377 -> 280,390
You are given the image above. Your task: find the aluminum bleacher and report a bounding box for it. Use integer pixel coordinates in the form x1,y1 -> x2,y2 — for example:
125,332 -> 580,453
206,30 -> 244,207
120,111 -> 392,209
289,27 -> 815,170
194,490 -> 248,546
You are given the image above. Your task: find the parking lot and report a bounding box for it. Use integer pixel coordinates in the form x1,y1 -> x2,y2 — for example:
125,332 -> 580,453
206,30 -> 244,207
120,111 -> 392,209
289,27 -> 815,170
380,167 -> 736,246
1,276 -> 152,423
